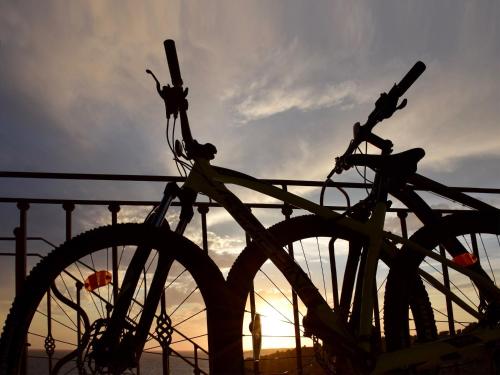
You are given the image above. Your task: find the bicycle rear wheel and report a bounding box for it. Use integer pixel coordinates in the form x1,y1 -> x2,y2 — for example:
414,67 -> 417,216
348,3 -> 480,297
227,214 -> 435,373
384,211 -> 500,354
0,223 -> 237,374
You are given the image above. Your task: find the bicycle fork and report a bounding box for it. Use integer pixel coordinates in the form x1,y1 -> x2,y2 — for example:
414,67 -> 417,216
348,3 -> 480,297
96,182 -> 197,372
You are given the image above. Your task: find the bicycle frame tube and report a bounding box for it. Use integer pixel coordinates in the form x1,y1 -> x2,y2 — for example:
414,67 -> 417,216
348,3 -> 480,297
96,181 -> 180,368
216,164 -> 404,346
184,159 -> 396,350
184,159 -> 359,347
408,173 -> 499,212
184,158 -> 500,359
210,165 -> 371,235
358,202 -> 387,349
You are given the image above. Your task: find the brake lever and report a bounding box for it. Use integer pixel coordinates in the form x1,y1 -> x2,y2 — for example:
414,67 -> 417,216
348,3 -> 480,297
332,149 -> 353,176
146,69 -> 188,119
396,98 -> 407,111
146,69 -> 162,95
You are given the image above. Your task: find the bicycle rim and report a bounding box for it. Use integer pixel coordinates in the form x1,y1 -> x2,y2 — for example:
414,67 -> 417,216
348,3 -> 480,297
384,211 -> 500,358
228,214 -> 433,373
0,224 -> 235,375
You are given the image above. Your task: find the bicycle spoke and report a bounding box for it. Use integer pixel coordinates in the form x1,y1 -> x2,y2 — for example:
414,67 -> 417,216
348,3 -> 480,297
72,261 -> 104,319
316,237 -> 329,305
169,286 -> 198,317
35,309 -> 77,334
298,240 -> 312,280
479,233 -> 497,285
258,269 -> 303,318
423,259 -> 479,306
254,290 -> 294,326
173,308 -> 207,328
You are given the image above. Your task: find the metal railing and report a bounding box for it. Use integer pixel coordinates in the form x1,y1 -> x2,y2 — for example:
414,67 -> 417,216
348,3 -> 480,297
1,171 -> 499,374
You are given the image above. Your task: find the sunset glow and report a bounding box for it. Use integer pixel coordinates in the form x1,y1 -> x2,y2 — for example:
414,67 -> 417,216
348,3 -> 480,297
1,1 -> 500,373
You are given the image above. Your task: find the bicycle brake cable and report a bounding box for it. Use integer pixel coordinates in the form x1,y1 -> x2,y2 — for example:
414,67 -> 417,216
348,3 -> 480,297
320,172 -> 352,212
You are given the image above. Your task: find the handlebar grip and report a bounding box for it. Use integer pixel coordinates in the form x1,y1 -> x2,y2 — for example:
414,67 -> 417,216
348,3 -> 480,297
164,39 -> 183,87
394,61 -> 426,97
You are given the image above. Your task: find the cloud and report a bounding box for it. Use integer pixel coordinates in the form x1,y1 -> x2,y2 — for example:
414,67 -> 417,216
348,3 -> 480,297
380,63 -> 500,167
232,81 -> 362,123
218,37 -> 373,124
0,1 -> 182,175
2,2 -> 500,344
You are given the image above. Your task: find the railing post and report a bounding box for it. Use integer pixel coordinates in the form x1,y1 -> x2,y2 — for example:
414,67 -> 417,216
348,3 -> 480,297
437,211 -> 454,335
45,289 -> 55,375
470,233 -> 480,261
281,198 -> 303,375
15,201 -> 29,296
246,231 -> 260,375
155,291 -> 173,375
328,239 -> 340,311
63,202 -> 75,241
108,203 -> 120,304
439,242 -> 455,335
16,201 -> 29,375
76,281 -> 83,370
197,204 -> 209,252
469,232 -> 485,313
397,210 -> 408,239
193,343 -> 200,375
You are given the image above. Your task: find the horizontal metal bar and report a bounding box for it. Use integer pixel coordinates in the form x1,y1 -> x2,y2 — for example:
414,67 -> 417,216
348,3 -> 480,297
0,252 -> 43,258
0,196 -> 478,214
2,170 -> 500,194
0,170 -> 372,188
0,171 -> 185,183
0,237 -> 57,247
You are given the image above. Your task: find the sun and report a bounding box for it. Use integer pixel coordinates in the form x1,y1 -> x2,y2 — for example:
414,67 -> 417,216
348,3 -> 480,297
244,296 -> 311,353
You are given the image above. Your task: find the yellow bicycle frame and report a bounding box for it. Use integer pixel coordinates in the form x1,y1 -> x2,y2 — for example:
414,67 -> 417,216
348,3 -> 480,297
182,157 -> 500,372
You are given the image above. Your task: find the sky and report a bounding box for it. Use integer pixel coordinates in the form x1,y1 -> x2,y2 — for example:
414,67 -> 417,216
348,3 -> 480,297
1,0 -> 500,359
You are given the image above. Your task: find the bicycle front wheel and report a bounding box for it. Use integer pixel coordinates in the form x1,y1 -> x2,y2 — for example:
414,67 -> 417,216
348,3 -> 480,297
0,223 -> 238,375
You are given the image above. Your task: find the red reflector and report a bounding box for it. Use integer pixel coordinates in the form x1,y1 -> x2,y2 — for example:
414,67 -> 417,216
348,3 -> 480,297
84,270 -> 112,291
452,253 -> 478,267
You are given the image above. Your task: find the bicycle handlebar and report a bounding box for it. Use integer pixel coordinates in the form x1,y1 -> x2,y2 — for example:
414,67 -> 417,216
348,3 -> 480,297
333,61 -> 426,174
390,61 -> 426,98
159,40 -> 217,160
365,60 -> 426,133
164,40 -> 183,88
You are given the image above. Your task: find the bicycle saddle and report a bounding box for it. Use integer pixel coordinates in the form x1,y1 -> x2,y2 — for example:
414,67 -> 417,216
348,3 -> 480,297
345,148 -> 425,176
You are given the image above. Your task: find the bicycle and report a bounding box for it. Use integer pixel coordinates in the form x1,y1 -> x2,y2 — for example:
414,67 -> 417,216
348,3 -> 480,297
1,39 -> 500,374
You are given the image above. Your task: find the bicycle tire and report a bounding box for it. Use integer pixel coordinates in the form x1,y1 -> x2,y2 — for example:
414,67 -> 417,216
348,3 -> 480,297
227,214 -> 435,370
384,211 -> 500,352
0,223 -> 242,375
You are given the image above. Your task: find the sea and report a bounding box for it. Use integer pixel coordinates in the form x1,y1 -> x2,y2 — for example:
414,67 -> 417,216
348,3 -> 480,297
27,350 -> 209,374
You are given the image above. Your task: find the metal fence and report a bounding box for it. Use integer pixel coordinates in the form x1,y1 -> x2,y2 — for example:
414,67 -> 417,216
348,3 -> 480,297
1,171 -> 499,374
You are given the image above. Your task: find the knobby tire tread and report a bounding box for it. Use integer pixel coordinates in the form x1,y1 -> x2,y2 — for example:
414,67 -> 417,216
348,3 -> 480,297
0,223 -> 241,375
384,211 -> 500,351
